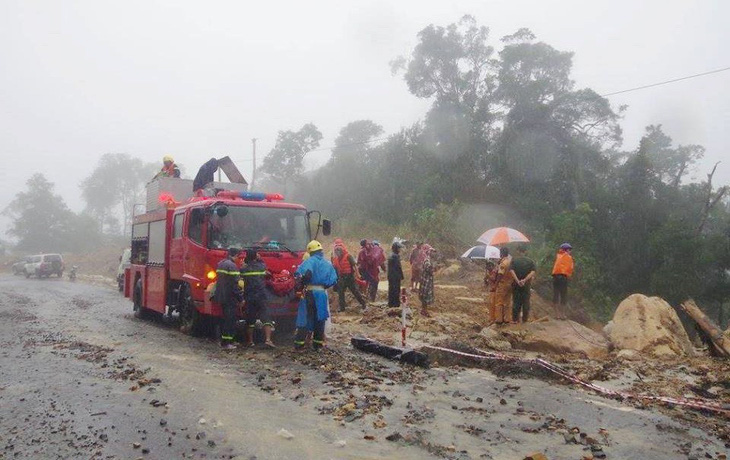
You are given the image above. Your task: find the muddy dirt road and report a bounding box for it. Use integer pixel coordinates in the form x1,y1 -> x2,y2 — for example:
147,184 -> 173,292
0,275 -> 727,459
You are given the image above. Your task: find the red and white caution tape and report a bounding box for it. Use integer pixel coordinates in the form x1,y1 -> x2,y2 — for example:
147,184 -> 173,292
422,345 -> 730,416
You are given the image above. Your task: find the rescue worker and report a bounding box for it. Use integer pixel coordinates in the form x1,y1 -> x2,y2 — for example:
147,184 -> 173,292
214,247 -> 242,349
418,245 -> 436,317
489,247 -> 513,325
154,154 -> 181,179
510,245 -> 536,323
294,240 -> 338,351
387,241 -> 405,308
551,243 -> 574,319
332,242 -> 367,312
240,249 -> 275,348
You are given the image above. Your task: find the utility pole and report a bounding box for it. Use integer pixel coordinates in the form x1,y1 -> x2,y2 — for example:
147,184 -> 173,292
251,138 -> 257,191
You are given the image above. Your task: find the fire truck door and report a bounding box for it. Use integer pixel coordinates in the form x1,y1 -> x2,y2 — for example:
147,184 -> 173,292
185,208 -> 207,286
169,212 -> 185,280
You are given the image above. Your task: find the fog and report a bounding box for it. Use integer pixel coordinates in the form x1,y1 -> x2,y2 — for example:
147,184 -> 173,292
1,0 -> 729,235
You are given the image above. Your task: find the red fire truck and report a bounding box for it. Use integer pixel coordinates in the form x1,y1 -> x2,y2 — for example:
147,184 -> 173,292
123,161 -> 330,336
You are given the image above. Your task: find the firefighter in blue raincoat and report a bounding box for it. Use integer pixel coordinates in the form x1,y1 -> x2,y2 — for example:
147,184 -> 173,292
294,240 -> 338,350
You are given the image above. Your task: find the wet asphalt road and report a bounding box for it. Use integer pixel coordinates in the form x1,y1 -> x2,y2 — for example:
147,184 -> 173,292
0,274 -> 727,460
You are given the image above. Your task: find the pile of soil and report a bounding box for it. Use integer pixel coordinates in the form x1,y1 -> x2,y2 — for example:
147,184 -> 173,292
607,294 -> 694,358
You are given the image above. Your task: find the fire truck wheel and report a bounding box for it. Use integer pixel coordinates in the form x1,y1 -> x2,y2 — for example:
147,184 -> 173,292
133,278 -> 150,319
179,284 -> 206,336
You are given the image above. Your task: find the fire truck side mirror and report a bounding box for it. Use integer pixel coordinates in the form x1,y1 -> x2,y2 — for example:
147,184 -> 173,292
322,219 -> 332,236
215,205 -> 229,217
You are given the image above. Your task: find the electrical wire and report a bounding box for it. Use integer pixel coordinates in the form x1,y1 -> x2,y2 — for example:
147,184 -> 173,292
600,66 -> 730,97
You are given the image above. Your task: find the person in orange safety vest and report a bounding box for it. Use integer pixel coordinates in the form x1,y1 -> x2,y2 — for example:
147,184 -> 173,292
154,154 -> 181,179
332,241 -> 367,312
551,243 -> 574,319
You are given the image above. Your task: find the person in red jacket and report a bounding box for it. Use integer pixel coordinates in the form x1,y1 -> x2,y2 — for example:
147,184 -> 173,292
551,243 -> 574,319
333,242 -> 367,312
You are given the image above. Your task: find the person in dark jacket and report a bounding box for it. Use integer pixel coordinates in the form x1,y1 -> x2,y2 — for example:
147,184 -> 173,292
387,241 -> 405,308
214,247 -> 242,349
193,157 -> 219,192
240,249 -> 274,348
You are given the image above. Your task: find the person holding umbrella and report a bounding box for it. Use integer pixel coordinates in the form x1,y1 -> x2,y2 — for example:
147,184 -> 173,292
489,247 -> 513,325
418,245 -> 436,317
551,243 -> 574,319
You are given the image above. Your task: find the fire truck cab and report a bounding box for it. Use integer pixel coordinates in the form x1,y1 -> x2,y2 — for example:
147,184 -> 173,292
124,164 -> 330,336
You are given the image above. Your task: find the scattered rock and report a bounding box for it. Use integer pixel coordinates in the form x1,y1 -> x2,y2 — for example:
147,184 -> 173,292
478,327 -> 512,351
198,418 -> 207,425
277,429 -> 294,440
501,320 -> 609,359
524,453 -> 548,460
159,419 -> 167,426
334,440 -> 347,448
386,432 -> 403,442
132,442 -> 141,449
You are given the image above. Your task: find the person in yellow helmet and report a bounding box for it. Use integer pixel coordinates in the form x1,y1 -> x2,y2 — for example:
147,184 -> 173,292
154,154 -> 181,179
293,240 -> 338,351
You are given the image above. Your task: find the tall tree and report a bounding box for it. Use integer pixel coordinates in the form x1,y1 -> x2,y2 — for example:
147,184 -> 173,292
260,123 -> 323,183
4,174 -> 74,252
393,15 -> 497,192
81,153 -> 156,235
638,125 -> 705,187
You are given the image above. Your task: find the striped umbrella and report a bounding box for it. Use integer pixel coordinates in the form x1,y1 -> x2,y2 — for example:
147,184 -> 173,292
461,245 -> 500,260
477,227 -> 530,246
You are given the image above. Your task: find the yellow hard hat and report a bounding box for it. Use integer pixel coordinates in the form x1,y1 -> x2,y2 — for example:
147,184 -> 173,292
163,154 -> 174,163
306,240 -> 323,253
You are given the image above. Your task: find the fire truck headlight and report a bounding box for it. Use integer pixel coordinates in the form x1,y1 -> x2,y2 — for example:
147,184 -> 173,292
207,270 -> 217,280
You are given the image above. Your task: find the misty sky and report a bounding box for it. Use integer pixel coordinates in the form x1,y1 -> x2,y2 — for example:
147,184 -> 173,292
1,0 -> 729,238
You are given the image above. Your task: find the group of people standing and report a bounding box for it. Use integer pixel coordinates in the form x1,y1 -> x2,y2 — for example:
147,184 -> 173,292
485,243 -> 574,325
330,238 -> 437,317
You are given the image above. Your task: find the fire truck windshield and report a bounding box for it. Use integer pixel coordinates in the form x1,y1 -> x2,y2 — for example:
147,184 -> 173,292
208,206 -> 309,252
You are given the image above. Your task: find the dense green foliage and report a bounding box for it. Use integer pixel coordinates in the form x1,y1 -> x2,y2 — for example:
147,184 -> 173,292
266,17 -> 730,323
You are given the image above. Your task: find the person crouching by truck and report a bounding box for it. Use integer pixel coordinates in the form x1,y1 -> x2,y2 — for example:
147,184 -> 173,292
240,249 -> 275,348
215,247 -> 242,350
294,241 -> 338,351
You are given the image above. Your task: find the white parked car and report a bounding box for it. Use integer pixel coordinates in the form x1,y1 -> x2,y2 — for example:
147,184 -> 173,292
24,253 -> 65,278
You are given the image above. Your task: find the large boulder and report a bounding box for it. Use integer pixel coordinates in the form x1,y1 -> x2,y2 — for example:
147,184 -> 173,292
500,320 -> 610,359
609,294 -> 693,358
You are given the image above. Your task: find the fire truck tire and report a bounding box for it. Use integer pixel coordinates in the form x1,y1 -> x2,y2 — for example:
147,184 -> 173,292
179,284 -> 206,337
133,278 -> 150,320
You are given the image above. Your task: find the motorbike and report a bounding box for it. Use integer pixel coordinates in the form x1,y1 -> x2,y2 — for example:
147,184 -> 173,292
68,266 -> 78,282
